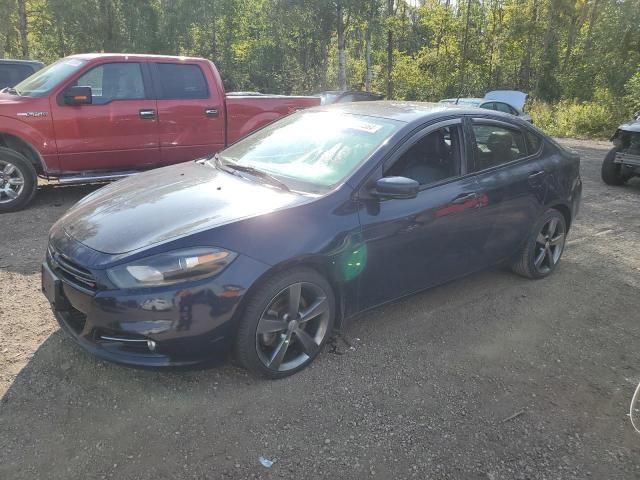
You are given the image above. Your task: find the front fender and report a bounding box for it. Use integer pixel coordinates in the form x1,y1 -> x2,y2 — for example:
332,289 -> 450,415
0,114 -> 58,171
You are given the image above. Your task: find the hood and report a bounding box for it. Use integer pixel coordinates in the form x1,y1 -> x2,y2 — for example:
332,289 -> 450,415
0,92 -> 48,117
55,162 -> 310,255
484,90 -> 528,111
0,92 -> 37,107
619,120 -> 640,133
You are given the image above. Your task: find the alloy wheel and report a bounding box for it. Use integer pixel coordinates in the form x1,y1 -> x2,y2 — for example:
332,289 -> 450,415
0,160 -> 25,204
255,282 -> 331,372
533,216 -> 565,274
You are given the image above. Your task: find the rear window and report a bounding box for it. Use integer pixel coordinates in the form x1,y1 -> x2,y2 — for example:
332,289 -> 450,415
155,63 -> 209,99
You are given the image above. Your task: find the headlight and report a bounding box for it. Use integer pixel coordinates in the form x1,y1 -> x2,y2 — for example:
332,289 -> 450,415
107,247 -> 237,288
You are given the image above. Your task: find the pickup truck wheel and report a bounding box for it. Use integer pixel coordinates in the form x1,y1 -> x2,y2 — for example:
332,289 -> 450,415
601,148 -> 627,186
0,147 -> 37,213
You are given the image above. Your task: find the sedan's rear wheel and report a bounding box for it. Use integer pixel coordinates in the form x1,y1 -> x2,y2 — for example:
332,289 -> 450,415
511,209 -> 567,279
235,268 -> 334,378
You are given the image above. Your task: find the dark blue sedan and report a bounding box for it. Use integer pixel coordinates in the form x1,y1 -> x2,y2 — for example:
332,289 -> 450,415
42,102 -> 582,378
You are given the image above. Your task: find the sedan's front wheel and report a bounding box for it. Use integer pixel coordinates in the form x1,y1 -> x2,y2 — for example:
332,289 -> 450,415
235,268 -> 335,378
512,208 -> 567,279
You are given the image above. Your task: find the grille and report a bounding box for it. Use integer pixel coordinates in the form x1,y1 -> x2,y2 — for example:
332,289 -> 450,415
47,245 -> 97,291
62,305 -> 88,335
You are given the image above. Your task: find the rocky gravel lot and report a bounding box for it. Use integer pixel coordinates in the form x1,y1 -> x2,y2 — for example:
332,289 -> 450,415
1,138 -> 639,479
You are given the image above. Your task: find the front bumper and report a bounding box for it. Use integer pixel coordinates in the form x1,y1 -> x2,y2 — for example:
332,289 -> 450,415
614,151 -> 640,175
41,252 -> 270,367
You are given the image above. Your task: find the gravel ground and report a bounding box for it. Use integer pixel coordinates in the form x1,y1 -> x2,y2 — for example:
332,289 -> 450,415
1,138 -> 639,479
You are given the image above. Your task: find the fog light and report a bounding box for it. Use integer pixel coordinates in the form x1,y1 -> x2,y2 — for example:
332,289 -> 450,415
147,340 -> 156,351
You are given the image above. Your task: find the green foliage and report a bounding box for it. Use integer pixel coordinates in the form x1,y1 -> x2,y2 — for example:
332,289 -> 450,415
529,92 -> 627,139
1,0 -> 638,138
624,72 -> 640,115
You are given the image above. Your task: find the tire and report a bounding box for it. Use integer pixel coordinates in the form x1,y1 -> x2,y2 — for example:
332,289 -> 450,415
0,147 -> 37,213
511,208 -> 567,280
234,267 -> 335,379
601,148 -> 626,186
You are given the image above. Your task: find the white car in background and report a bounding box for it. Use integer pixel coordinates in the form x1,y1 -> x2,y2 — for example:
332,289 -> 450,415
440,90 -> 533,123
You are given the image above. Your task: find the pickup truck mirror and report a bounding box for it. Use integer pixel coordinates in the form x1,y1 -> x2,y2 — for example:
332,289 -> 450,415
63,86 -> 92,106
371,176 -> 420,200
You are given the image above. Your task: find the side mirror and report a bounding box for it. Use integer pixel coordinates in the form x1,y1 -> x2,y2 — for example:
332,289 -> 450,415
372,176 -> 419,200
63,86 -> 92,106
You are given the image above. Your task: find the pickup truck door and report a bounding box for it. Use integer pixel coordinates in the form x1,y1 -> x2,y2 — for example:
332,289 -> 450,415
51,61 -> 160,172
151,62 -> 226,165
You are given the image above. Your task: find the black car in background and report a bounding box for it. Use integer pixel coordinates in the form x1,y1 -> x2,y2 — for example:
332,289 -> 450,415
601,112 -> 640,185
0,59 -> 43,89
42,102 -> 581,378
315,90 -> 384,105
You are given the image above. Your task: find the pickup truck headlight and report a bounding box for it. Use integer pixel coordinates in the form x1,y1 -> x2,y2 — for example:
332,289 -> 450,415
107,248 -> 237,288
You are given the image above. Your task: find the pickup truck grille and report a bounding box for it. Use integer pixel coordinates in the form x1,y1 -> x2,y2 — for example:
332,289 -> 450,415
47,246 -> 97,291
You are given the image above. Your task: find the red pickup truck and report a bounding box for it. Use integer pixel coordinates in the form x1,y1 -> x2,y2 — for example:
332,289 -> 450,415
0,53 -> 320,212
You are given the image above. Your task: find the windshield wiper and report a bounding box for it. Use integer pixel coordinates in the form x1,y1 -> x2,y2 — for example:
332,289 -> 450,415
215,157 -> 290,192
2,87 -> 20,96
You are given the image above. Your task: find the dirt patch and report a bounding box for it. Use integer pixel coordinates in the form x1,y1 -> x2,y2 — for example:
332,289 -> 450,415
1,139 -> 639,479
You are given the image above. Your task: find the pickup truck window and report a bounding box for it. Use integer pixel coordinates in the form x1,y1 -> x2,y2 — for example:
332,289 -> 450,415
155,63 -> 209,99
219,111 -> 401,191
14,58 -> 87,97
74,62 -> 146,104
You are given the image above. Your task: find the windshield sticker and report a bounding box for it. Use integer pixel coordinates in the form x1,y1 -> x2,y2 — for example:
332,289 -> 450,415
348,122 -> 383,134
64,59 -> 83,67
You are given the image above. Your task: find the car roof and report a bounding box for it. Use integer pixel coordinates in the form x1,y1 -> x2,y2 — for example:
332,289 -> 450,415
441,97 -> 484,104
311,101 -> 537,130
314,100 -> 490,123
317,90 -> 382,95
66,53 -> 207,63
0,58 -> 44,67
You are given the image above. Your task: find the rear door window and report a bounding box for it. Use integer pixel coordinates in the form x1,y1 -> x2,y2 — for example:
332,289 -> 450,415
525,130 -> 542,154
471,123 -> 528,172
155,63 -> 209,99
494,102 -> 517,115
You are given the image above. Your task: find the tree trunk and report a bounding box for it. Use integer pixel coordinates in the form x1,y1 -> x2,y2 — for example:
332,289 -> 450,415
18,0 -> 28,58
102,0 -> 115,52
535,0 -> 560,99
364,0 -> 375,91
385,0 -> 393,99
519,0 -> 538,91
584,0 -> 601,53
0,0 -> 17,57
337,2 -> 347,90
458,0 -> 472,96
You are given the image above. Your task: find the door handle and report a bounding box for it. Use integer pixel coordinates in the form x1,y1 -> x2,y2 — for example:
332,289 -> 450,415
139,109 -> 156,119
204,107 -> 219,118
528,170 -> 545,179
451,192 -> 478,204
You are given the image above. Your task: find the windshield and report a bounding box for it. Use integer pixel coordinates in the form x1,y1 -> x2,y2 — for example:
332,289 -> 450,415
13,58 -> 87,97
218,111 -> 402,191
